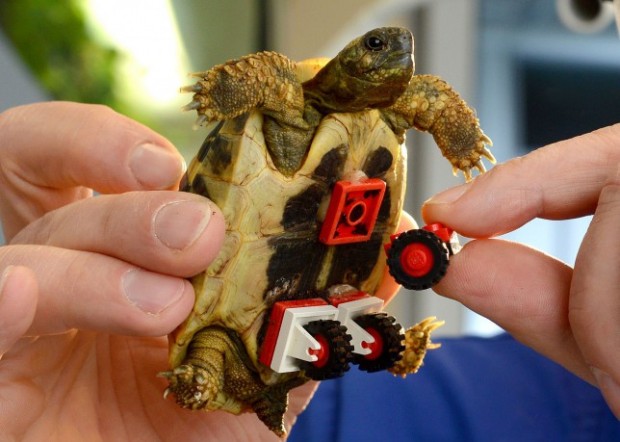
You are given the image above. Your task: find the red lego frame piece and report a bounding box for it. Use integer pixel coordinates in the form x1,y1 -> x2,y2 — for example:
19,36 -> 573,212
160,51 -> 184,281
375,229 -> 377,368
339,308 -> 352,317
319,178 -> 386,245
258,298 -> 329,368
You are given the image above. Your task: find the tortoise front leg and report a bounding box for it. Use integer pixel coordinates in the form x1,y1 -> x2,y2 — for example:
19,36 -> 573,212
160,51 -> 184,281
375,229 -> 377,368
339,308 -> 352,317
183,51 -> 309,130
381,74 -> 495,181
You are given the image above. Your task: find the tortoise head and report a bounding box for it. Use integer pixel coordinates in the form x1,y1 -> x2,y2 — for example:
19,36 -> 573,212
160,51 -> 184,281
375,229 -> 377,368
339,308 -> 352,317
303,27 -> 414,113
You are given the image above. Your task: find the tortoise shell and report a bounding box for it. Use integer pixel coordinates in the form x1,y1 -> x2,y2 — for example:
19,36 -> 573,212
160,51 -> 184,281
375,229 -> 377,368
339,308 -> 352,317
169,63 -> 406,377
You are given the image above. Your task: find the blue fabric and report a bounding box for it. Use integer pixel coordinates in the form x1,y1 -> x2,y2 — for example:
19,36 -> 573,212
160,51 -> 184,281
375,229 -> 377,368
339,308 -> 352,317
289,334 -> 619,442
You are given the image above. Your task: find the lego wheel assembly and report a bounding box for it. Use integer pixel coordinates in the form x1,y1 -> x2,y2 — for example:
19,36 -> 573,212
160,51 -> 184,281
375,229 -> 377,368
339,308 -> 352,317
352,313 -> 405,372
299,319 -> 354,380
387,229 -> 450,290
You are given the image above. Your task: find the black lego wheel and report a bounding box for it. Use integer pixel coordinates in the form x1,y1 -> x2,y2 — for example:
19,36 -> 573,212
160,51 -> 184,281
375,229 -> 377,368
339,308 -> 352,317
387,229 -> 450,290
353,313 -> 405,372
299,319 -> 353,380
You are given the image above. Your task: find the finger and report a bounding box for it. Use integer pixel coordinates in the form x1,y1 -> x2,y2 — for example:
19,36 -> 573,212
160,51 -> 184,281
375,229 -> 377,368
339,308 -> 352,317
1,245 -> 195,337
12,191 -> 226,278
0,102 -> 185,192
434,238 -> 593,382
0,266 -> 37,358
422,124 -> 620,238
570,169 -> 620,418
375,211 -> 417,304
0,102 -> 186,238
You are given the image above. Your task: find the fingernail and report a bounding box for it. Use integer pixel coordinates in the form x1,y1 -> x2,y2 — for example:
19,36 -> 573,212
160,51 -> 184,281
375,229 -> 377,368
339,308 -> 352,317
425,183 -> 469,205
153,200 -> 212,250
129,143 -> 186,189
122,269 -> 185,314
591,367 -> 620,420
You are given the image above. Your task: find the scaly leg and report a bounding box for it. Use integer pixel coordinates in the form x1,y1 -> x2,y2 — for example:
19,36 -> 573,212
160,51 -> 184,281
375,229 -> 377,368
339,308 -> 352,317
160,326 -> 298,437
381,74 -> 495,181
182,51 -> 308,131
159,327 -> 230,411
388,316 -> 444,378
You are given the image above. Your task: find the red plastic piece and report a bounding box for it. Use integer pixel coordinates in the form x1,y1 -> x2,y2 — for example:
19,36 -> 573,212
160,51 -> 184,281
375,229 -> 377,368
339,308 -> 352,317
361,327 -> 384,360
319,178 -> 386,245
385,223 -> 454,256
258,298 -> 329,367
399,242 -> 435,278
423,223 -> 454,243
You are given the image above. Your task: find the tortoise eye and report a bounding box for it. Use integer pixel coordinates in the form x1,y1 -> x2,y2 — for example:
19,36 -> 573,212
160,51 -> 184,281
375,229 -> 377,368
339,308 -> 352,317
365,35 -> 386,51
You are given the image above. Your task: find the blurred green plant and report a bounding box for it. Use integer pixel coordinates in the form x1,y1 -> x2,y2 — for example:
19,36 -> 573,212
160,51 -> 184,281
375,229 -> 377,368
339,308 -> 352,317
0,0 -> 119,107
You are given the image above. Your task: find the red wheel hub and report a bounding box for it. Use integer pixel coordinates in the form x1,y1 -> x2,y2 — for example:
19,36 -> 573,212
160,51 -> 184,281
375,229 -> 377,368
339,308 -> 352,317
400,242 -> 434,277
308,334 -> 330,368
361,327 -> 384,360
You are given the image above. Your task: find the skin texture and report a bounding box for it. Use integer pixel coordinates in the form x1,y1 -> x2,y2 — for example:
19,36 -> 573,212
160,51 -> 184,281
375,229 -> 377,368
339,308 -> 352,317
0,102 -> 408,441
423,123 -> 620,420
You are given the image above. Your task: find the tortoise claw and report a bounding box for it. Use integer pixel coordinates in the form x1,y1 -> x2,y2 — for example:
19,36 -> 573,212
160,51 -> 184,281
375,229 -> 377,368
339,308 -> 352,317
193,114 -> 209,129
482,144 -> 496,163
159,365 -> 216,410
182,100 -> 201,112
180,83 -> 203,93
450,130 -> 495,182
388,316 -> 444,378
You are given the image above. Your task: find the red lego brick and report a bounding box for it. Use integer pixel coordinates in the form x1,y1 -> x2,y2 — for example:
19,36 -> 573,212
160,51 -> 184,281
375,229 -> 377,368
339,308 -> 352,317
319,178 -> 386,245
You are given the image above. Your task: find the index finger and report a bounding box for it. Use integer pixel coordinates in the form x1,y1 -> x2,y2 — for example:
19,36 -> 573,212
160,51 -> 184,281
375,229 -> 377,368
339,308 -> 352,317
422,124 -> 620,238
0,102 -> 186,194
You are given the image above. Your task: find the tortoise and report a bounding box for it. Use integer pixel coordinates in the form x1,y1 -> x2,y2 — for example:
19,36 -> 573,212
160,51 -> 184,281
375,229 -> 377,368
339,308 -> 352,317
160,27 -> 494,436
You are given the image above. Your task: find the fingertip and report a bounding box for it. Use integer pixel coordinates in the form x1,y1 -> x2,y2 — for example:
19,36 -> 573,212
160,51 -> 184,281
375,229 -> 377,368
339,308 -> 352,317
142,278 -> 196,336
0,265 -> 38,311
421,181 -> 477,234
0,266 -> 37,356
421,164 -> 533,239
2,102 -> 188,194
423,182 -> 469,208
119,270 -> 195,336
128,142 -> 187,191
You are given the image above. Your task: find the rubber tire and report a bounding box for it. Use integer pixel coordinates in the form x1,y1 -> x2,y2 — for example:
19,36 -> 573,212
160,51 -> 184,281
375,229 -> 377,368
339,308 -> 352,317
300,320 -> 353,380
353,313 -> 405,372
387,229 -> 450,290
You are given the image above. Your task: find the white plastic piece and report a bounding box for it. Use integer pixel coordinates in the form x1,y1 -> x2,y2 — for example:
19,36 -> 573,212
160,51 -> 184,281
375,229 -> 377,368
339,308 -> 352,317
269,304 -> 339,373
335,296 -> 384,355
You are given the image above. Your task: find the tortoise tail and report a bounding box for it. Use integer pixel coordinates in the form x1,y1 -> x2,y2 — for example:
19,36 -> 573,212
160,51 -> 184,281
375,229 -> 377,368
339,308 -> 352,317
251,377 -> 306,438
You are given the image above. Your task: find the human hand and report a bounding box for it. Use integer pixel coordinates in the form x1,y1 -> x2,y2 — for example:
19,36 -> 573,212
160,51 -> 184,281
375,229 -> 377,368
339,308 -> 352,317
0,102 -> 322,441
422,124 -> 620,419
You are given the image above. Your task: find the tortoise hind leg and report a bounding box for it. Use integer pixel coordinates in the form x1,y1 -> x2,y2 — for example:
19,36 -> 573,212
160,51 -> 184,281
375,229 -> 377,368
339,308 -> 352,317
160,326 -> 300,436
380,74 -> 495,181
183,51 -> 308,130
159,327 -> 228,410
